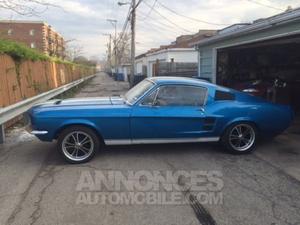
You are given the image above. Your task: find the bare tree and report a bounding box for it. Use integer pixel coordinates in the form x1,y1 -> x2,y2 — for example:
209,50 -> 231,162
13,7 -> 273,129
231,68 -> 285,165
64,43 -> 84,61
0,0 -> 58,16
116,32 -> 131,65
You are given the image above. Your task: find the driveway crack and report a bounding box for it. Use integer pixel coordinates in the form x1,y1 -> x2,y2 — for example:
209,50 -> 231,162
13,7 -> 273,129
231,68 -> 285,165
5,149 -> 56,225
29,166 -> 64,225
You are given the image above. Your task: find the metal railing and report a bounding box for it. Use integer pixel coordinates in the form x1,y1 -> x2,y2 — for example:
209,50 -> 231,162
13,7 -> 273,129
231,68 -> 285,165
0,74 -> 96,143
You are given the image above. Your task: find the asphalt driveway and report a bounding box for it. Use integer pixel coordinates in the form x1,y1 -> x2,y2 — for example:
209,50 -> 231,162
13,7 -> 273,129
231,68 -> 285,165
0,73 -> 300,225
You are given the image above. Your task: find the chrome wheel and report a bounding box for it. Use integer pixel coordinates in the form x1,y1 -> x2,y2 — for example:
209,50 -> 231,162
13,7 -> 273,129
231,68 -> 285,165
229,124 -> 255,152
62,131 -> 94,162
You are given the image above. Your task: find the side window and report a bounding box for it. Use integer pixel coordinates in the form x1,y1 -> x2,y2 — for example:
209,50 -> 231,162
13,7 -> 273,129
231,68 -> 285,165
141,89 -> 158,106
29,29 -> 35,36
155,85 -> 207,106
215,90 -> 235,101
30,42 -> 36,48
8,29 -> 13,35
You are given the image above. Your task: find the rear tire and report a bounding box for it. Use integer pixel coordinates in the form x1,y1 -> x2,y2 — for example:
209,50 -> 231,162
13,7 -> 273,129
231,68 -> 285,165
221,122 -> 257,154
57,125 -> 100,164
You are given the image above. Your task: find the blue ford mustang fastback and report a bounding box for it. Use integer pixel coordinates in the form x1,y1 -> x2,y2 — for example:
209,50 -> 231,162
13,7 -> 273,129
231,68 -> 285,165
27,77 -> 293,163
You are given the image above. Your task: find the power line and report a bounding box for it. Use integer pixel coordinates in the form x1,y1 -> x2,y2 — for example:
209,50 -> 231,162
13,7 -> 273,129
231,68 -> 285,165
116,3 -> 132,45
142,1 -> 194,34
140,0 -> 157,21
156,1 -> 230,26
134,0 -> 144,10
246,0 -> 284,11
142,20 -> 180,36
116,0 -> 144,45
137,20 -> 177,39
137,12 -> 186,36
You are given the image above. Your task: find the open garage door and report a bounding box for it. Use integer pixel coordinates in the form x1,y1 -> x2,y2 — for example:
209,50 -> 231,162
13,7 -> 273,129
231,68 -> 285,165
216,34 -> 300,116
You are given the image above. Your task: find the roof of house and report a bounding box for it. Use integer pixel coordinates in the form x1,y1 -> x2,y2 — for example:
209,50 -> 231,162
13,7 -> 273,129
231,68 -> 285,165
135,53 -> 147,60
192,7 -> 300,47
171,30 -> 217,48
0,20 -> 45,24
135,30 -> 217,59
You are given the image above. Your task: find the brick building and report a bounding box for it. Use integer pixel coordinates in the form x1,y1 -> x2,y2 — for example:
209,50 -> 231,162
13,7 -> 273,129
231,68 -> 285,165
0,20 -> 65,58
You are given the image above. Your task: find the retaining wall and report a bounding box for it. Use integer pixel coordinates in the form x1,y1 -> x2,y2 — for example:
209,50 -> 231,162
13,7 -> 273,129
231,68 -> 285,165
0,54 -> 95,107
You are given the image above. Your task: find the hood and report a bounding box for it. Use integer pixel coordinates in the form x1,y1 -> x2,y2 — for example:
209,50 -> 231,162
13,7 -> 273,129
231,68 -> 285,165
34,96 -> 125,108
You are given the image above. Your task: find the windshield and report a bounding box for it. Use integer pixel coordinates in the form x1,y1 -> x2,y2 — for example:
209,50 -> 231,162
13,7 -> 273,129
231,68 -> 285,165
124,80 -> 155,104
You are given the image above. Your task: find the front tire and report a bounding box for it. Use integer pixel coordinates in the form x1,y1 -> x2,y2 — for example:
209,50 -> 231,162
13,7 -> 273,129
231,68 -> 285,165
57,126 -> 100,163
222,123 -> 257,154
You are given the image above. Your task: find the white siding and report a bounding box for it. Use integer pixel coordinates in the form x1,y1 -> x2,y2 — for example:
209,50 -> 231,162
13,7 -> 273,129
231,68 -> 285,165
136,61 -> 143,74
135,48 -> 198,77
167,51 -> 197,62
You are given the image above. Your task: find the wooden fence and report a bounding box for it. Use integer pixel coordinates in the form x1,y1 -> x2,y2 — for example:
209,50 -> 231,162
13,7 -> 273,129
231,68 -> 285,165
0,54 -> 95,108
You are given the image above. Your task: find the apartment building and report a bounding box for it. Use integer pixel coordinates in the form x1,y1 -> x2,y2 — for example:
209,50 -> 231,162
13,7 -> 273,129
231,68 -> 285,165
0,20 -> 65,58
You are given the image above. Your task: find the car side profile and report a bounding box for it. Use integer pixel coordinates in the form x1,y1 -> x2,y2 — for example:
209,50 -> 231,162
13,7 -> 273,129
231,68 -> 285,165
27,77 -> 294,163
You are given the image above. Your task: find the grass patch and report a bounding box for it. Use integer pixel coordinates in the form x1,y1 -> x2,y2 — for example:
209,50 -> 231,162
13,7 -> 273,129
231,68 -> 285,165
0,39 -> 49,61
0,39 -> 95,69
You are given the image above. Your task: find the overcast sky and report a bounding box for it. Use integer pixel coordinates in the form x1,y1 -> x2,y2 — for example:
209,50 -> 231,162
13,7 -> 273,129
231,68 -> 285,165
2,0 -> 300,59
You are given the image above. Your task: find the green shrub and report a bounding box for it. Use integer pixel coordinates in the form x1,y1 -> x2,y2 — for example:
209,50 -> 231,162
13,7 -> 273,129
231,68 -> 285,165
0,39 -> 49,61
0,39 -> 95,70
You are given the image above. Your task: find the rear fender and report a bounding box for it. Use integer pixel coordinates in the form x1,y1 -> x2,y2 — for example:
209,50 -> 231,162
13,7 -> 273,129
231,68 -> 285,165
221,117 -> 259,136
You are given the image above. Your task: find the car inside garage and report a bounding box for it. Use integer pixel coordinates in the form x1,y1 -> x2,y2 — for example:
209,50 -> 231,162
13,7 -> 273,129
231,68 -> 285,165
194,8 -> 300,133
216,34 -> 300,133
217,34 -> 300,109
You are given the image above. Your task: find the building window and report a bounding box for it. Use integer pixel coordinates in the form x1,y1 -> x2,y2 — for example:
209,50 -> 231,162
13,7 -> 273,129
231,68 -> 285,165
30,42 -> 36,48
8,29 -> 13,35
29,29 -> 35,36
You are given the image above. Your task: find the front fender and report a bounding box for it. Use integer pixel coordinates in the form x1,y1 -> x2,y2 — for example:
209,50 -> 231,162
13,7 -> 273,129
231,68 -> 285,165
53,119 -> 103,140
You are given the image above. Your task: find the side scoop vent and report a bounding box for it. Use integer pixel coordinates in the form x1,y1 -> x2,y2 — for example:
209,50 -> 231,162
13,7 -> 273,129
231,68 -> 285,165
203,117 -> 216,131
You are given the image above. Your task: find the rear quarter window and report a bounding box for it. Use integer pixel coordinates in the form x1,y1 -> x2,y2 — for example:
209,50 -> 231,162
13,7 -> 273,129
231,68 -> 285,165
214,90 -> 235,101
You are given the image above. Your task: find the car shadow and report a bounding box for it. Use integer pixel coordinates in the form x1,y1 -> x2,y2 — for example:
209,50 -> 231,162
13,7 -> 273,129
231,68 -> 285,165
102,142 -> 223,155
47,141 -> 227,166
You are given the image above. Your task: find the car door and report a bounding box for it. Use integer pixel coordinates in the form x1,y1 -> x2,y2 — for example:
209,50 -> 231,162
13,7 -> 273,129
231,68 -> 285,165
130,84 -> 209,143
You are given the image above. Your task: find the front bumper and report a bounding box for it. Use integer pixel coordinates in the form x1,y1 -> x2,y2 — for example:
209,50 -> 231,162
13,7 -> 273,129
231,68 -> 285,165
25,123 -> 48,135
31,130 -> 48,135
24,112 -> 52,142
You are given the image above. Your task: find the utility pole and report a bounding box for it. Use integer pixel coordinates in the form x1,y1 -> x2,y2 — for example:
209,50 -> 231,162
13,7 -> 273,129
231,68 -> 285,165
102,33 -> 112,72
130,0 -> 136,87
107,19 -> 118,74
108,34 -> 112,70
114,25 -> 117,74
118,0 -> 141,86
